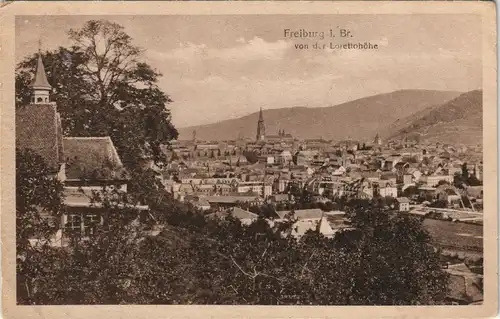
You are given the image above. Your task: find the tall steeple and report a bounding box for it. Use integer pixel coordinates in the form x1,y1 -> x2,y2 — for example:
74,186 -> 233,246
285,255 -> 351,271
31,42 -> 52,104
256,107 -> 266,141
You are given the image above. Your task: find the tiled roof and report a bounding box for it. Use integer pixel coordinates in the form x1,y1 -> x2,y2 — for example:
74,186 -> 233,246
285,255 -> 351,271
16,103 -> 62,172
396,197 -> 410,203
204,195 -> 261,203
194,199 -> 210,207
276,208 -> 324,220
271,194 -> 290,201
63,137 -> 129,181
207,207 -> 258,220
228,207 -> 259,220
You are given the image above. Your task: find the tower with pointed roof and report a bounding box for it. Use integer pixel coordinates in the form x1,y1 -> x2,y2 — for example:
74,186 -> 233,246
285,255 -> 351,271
374,133 -> 382,146
16,49 -> 63,174
32,47 -> 52,104
256,107 -> 266,141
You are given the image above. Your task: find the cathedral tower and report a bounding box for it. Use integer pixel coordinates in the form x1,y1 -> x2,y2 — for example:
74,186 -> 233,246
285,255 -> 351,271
256,107 -> 266,141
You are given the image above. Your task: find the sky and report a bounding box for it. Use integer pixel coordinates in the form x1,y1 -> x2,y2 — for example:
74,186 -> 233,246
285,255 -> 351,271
16,15 -> 482,128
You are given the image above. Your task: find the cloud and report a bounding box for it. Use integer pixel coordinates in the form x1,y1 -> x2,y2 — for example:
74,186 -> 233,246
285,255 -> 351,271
147,36 -> 292,63
219,37 -> 292,61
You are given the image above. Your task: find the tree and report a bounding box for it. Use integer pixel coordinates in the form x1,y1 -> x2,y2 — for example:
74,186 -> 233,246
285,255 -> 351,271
403,185 -> 419,199
243,150 -> 259,164
323,201 -> 336,212
430,199 -> 448,208
16,148 -> 65,304
340,199 -> 448,304
461,163 -> 469,179
17,155 -> 159,304
17,187 -> 450,305
454,171 -> 482,189
437,180 -> 450,186
16,19 -> 178,168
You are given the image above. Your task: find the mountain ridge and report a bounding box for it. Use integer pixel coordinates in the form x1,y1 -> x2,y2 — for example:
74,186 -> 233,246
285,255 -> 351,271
387,90 -> 482,145
177,89 -> 463,141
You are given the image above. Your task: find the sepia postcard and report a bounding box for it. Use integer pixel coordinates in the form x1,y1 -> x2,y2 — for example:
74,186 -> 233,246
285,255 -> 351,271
0,1 -> 497,318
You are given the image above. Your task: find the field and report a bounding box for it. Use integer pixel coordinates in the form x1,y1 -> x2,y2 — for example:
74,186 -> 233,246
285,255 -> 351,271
422,219 -> 483,254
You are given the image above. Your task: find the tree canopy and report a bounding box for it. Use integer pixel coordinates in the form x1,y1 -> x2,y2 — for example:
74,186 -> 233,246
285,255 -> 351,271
16,19 -> 178,168
16,167 -> 450,305
16,148 -> 64,303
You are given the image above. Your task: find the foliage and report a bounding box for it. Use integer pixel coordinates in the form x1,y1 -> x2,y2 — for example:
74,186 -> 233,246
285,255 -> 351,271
16,148 -> 65,304
430,199 -> 448,208
16,19 -> 178,168
403,185 -> 419,198
341,199 -> 448,304
453,171 -> 482,189
243,150 -> 259,164
16,149 -> 64,247
18,185 -> 449,305
437,180 -> 450,186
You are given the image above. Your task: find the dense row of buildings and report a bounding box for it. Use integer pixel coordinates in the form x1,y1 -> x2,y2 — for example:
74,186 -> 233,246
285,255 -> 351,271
163,106 -> 483,217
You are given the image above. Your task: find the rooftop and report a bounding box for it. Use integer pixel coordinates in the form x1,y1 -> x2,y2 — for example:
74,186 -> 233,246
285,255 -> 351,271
276,208 -> 324,220
63,136 -> 129,181
32,54 -> 52,90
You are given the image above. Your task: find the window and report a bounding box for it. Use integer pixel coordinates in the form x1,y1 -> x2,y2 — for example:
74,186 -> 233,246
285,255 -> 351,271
66,214 -> 82,232
37,97 -> 43,103
84,215 -> 100,235
66,214 -> 100,235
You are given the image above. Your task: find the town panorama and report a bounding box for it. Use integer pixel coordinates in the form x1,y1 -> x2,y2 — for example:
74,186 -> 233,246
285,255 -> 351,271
14,16 -> 484,306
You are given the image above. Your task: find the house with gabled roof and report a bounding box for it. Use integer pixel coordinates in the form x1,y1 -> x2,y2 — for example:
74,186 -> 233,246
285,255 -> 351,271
207,207 -> 259,225
16,52 -> 147,239
272,209 -> 336,239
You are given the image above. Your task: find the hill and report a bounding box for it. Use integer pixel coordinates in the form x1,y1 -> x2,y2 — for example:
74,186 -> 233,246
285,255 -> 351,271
388,90 -> 482,145
177,90 -> 461,141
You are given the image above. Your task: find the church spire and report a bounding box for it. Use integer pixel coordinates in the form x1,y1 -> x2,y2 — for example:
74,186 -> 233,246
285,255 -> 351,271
256,107 -> 266,141
31,43 -> 52,104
